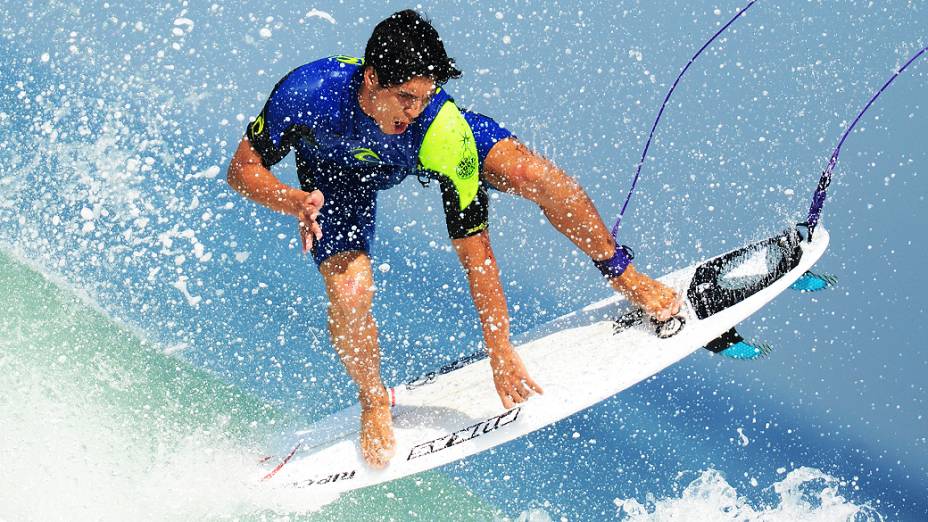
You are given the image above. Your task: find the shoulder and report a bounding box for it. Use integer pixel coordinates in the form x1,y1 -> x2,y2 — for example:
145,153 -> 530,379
264,56 -> 363,126
418,91 -> 513,164
278,56 -> 361,94
270,56 -> 360,101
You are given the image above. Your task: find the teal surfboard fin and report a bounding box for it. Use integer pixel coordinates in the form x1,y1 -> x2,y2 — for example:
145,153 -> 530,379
703,328 -> 772,360
789,271 -> 837,292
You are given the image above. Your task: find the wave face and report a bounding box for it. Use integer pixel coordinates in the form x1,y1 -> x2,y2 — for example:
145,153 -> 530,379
2,0 -> 927,520
0,250 -> 499,520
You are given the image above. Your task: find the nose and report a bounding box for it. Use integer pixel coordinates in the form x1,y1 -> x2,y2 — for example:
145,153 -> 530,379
404,104 -> 424,120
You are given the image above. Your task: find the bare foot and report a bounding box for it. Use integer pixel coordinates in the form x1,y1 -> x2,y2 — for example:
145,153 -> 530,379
359,392 -> 396,469
610,264 -> 681,321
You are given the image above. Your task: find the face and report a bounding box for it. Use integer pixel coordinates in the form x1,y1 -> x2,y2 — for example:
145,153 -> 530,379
361,68 -> 436,135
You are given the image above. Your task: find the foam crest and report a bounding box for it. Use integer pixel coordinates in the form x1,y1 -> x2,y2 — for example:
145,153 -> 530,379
613,468 -> 884,521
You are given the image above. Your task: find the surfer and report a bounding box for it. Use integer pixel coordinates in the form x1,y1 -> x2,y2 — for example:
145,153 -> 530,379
227,9 -> 680,469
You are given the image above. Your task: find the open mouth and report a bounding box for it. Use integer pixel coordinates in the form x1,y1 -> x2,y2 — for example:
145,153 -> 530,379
393,121 -> 408,133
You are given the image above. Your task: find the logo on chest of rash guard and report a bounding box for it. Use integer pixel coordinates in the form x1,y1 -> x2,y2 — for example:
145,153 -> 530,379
352,147 -> 382,163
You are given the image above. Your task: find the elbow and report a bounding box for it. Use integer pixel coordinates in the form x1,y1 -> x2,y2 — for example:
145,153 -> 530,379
226,140 -> 254,194
226,164 -> 250,199
226,160 -> 242,192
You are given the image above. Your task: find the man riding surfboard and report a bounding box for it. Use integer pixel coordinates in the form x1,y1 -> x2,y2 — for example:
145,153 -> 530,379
227,9 -> 680,469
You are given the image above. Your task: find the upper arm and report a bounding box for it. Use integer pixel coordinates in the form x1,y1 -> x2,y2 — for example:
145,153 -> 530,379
245,86 -> 302,168
439,176 -> 489,240
482,137 -> 558,195
243,71 -> 320,169
428,109 -> 514,241
228,137 -> 264,181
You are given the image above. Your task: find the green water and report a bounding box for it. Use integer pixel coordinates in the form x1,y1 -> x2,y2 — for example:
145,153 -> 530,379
0,249 -> 501,520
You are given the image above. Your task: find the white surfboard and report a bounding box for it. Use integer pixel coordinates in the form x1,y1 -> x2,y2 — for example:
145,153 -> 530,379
259,225 -> 829,493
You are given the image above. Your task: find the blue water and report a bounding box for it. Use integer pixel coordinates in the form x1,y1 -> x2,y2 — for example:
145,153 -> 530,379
1,1 -> 926,519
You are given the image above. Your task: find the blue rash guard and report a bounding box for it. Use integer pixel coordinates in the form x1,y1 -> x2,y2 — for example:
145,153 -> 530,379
244,56 -> 513,265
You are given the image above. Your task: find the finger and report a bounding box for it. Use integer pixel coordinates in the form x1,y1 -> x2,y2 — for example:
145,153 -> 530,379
671,299 -> 682,316
524,376 -> 544,395
299,221 -> 312,254
309,189 -> 324,209
311,220 -> 323,241
655,308 -> 670,322
510,384 -> 528,403
499,391 -> 515,410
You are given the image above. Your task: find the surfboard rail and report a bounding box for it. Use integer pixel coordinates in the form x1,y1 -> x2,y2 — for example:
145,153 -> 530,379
259,225 -> 830,494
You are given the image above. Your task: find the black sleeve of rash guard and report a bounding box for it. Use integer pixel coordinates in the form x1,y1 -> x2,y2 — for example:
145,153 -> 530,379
439,177 -> 489,240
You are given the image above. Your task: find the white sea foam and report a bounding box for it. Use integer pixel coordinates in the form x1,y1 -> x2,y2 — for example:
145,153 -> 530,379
612,468 -> 883,521
0,335 -> 340,521
304,8 -> 336,24
507,467 -> 881,522
497,508 -> 555,522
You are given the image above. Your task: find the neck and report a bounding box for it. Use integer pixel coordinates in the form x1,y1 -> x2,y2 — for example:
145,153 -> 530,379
357,77 -> 377,120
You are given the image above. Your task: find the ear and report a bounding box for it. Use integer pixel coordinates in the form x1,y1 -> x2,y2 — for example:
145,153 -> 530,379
363,66 -> 379,87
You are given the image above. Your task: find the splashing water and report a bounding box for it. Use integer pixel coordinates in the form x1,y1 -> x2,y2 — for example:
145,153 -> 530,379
613,468 -> 883,521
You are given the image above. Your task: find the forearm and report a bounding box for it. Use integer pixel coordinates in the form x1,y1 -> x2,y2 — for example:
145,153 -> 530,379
538,175 -> 616,261
227,138 -> 302,215
454,232 -> 544,408
610,262 -> 645,289
452,232 -> 513,357
470,267 -> 512,358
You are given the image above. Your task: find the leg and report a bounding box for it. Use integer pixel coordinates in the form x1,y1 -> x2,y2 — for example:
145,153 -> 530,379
483,138 -> 679,319
319,250 -> 395,468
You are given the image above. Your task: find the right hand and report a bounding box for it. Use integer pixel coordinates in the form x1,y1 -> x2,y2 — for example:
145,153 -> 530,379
489,348 -> 544,409
288,189 -> 324,253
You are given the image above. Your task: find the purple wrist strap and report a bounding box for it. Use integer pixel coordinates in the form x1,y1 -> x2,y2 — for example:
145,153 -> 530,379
593,244 -> 635,279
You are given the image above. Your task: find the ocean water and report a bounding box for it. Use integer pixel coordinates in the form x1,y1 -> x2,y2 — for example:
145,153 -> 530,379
1,1 -> 926,520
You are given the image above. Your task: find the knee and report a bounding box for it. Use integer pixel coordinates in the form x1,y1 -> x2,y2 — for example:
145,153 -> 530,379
327,274 -> 374,320
321,252 -> 375,322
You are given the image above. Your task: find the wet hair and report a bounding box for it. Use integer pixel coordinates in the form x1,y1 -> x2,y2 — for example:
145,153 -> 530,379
364,10 -> 462,87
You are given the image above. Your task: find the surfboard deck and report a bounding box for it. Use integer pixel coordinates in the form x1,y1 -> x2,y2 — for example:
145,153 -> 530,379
259,225 -> 829,493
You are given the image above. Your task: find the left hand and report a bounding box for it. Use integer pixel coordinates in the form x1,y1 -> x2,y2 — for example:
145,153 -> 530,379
288,189 -> 324,254
489,348 -> 544,409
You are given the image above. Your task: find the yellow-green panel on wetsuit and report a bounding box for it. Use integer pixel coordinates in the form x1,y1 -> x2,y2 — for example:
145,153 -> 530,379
418,101 -> 480,211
